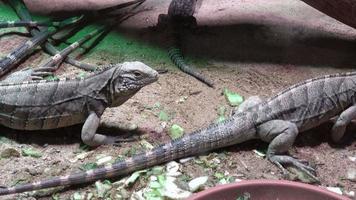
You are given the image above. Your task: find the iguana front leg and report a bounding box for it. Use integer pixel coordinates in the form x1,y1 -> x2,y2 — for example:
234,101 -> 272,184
82,112 -> 127,146
257,120 -> 318,181
331,105 -> 356,142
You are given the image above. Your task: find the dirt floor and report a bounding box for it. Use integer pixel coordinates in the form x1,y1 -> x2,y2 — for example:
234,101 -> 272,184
0,0 -> 356,199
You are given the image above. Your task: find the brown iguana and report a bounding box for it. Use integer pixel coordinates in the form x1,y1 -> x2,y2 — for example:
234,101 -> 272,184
2,70 -> 355,195
0,61 -> 158,147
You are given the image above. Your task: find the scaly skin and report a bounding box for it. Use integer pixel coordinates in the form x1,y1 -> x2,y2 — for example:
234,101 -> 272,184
0,61 -> 157,147
7,0 -> 147,72
30,25 -> 109,80
0,20 -> 62,28
2,25 -> 108,83
1,71 -> 355,195
159,0 -> 214,87
0,16 -> 82,77
7,0 -> 97,71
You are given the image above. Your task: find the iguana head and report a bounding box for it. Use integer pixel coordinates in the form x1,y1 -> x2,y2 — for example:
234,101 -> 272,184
109,61 -> 158,106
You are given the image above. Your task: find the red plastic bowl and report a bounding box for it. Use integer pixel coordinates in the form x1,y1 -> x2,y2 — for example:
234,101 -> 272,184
187,180 -> 350,200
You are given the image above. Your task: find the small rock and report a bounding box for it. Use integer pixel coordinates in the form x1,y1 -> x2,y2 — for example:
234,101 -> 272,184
26,167 -> 42,176
179,157 -> 194,163
166,161 -> 181,177
0,148 -> 20,158
188,176 -> 209,192
211,158 -> 221,164
348,156 -> 356,162
326,187 -> 343,195
345,191 -> 355,198
163,176 -> 192,199
346,168 -> 356,182
68,152 -> 90,163
117,188 -> 131,199
96,156 -> 112,165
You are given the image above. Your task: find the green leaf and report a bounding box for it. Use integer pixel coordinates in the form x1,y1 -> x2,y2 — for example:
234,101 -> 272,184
214,172 -> 225,179
72,192 -> 84,200
150,181 -> 162,189
0,137 -> 12,144
223,88 -> 244,106
95,180 -> 112,198
169,124 -> 184,139
140,139 -> 154,150
216,106 -> 226,123
79,162 -> 98,171
77,72 -> 87,79
21,148 -> 42,158
45,75 -> 59,81
158,110 -> 169,121
151,166 -> 164,175
157,175 -> 166,186
125,170 -> 147,186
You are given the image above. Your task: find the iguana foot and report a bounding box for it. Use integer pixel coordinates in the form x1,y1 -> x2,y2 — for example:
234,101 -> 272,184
268,155 -> 319,182
31,67 -> 56,80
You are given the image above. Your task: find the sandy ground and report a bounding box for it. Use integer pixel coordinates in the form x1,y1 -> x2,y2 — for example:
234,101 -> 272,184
0,0 -> 355,199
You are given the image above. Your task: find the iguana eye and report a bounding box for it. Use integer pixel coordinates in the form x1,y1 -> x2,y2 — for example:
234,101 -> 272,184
133,70 -> 142,77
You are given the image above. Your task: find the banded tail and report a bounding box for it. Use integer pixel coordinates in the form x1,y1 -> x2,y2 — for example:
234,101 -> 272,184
0,116 -> 255,195
0,20 -> 61,28
168,47 -> 214,87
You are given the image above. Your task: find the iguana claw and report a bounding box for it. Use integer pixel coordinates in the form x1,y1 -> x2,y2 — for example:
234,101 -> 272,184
269,155 -> 319,182
31,72 -> 55,80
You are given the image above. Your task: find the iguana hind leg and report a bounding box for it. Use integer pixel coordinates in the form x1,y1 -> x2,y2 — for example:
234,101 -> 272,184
331,105 -> 356,142
81,112 -> 128,146
257,120 -> 318,181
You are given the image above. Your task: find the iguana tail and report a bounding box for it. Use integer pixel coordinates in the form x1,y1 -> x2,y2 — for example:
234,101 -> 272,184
0,115 -> 255,196
168,47 -> 214,87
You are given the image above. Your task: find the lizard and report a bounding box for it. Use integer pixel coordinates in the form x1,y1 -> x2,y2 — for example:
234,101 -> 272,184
6,0 -> 147,73
1,70 -> 354,195
3,25 -> 110,83
157,0 -> 214,87
0,61 -> 158,148
0,15 -> 83,77
0,20 -> 63,29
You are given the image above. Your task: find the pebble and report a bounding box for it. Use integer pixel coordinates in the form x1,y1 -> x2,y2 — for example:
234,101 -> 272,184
179,157 -> 194,163
326,187 -> 343,195
0,148 -> 20,158
346,168 -> 356,182
188,176 -> 209,192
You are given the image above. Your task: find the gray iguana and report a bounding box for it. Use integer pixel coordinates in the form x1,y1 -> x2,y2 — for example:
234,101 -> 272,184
157,0 -> 214,87
2,70 -> 355,195
0,61 -> 158,147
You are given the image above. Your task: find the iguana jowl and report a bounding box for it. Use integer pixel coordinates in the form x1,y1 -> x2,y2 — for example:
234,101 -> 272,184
0,61 -> 158,147
1,71 -> 355,195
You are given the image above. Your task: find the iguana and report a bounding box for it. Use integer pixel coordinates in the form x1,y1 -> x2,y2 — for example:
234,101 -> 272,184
158,0 -> 214,87
0,16 -> 83,77
1,70 -> 354,195
0,20 -> 63,28
4,25 -> 109,82
6,0 -> 147,72
0,61 -> 158,148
